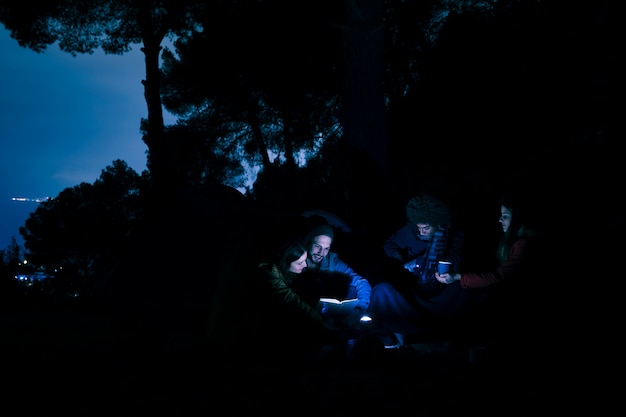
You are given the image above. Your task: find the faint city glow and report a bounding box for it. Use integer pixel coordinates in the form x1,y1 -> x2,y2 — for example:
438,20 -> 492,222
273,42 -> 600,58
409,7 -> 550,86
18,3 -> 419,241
11,197 -> 50,202
14,271 -> 54,284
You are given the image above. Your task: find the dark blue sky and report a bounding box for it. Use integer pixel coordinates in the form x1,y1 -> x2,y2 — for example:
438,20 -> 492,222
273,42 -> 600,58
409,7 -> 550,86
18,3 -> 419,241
0,26 -> 176,251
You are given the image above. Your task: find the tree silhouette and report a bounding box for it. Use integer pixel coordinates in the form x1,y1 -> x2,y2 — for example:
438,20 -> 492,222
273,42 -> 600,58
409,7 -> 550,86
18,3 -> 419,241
19,160 -> 148,300
0,0 -> 206,196
159,0 -> 345,192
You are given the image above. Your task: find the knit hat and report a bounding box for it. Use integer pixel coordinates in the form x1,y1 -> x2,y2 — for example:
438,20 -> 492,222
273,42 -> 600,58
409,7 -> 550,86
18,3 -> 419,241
405,193 -> 452,227
305,224 -> 334,243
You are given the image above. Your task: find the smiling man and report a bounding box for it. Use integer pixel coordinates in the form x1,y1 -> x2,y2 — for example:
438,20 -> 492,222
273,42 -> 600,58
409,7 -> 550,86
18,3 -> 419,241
292,223 -> 371,329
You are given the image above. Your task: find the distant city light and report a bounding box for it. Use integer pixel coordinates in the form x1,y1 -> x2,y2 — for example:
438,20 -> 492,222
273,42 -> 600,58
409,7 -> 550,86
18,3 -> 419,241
11,197 -> 50,202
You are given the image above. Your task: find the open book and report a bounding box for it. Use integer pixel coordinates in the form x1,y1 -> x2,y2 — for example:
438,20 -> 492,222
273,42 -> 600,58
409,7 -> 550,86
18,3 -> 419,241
316,297 -> 359,319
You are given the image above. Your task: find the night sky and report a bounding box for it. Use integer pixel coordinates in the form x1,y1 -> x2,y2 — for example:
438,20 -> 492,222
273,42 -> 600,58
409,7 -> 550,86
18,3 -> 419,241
0,26 -> 177,250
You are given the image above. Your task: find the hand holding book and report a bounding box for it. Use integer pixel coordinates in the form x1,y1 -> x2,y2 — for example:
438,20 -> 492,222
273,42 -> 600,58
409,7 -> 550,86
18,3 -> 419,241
316,297 -> 359,319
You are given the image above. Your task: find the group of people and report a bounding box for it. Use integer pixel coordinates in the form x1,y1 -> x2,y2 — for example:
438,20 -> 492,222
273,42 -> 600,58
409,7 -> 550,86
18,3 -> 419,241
205,186 -> 544,369
369,190 -> 543,352
204,214 -> 374,368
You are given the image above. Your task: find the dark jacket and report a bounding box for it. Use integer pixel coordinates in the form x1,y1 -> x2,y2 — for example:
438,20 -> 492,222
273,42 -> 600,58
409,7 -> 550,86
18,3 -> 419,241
384,223 -> 464,293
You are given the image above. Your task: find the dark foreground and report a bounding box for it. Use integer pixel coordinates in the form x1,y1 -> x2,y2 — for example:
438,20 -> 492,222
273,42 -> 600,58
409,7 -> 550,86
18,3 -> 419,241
1,310 -> 605,416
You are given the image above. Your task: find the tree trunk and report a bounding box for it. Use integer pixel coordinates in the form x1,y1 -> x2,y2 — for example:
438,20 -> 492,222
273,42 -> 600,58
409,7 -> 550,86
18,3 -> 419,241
342,0 -> 389,178
138,10 -> 172,196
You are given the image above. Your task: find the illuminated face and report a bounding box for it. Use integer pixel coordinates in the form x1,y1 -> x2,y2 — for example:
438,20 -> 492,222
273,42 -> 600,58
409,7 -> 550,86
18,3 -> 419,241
289,251 -> 308,274
416,223 -> 435,240
308,235 -> 332,265
499,205 -> 512,233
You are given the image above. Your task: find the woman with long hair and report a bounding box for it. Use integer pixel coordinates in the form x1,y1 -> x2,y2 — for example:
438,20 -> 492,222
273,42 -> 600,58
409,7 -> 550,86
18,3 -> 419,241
206,235 -> 342,368
435,186 -> 545,364
436,189 -> 540,289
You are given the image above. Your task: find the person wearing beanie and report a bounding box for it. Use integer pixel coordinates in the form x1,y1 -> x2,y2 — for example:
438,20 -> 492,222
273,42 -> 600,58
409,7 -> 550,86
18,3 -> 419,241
293,221 -> 372,332
305,224 -> 335,246
367,192 -> 482,347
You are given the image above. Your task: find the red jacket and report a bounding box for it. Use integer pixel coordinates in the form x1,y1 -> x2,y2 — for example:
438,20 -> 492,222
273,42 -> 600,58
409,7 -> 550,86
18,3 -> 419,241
460,238 -> 531,289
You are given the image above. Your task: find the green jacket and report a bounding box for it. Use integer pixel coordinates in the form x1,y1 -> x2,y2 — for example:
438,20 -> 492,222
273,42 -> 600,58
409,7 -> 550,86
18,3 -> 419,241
206,262 -> 337,363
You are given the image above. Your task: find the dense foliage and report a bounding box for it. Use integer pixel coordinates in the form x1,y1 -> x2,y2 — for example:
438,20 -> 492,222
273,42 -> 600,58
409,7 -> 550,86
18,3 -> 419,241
0,0 -> 620,307
17,160 -> 149,301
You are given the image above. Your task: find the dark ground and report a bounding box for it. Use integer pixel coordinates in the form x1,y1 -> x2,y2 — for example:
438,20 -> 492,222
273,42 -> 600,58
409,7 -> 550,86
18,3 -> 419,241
1,309 -> 603,416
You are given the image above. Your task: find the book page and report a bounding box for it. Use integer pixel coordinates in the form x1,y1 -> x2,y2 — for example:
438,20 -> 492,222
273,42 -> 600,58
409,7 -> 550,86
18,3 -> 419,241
316,298 -> 359,318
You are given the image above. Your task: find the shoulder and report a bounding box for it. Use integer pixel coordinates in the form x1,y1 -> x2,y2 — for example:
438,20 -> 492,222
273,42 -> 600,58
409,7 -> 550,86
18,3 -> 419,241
257,263 -> 281,278
443,225 -> 463,235
389,223 -> 415,237
508,237 -> 537,258
514,236 -> 544,254
324,252 -> 344,268
401,222 -> 416,231
513,237 -> 532,249
327,252 -> 340,262
258,262 -> 273,271
451,228 -> 465,240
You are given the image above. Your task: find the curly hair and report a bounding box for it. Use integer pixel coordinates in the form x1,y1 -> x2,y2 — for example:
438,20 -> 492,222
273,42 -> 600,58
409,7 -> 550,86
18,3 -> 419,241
405,193 -> 452,227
